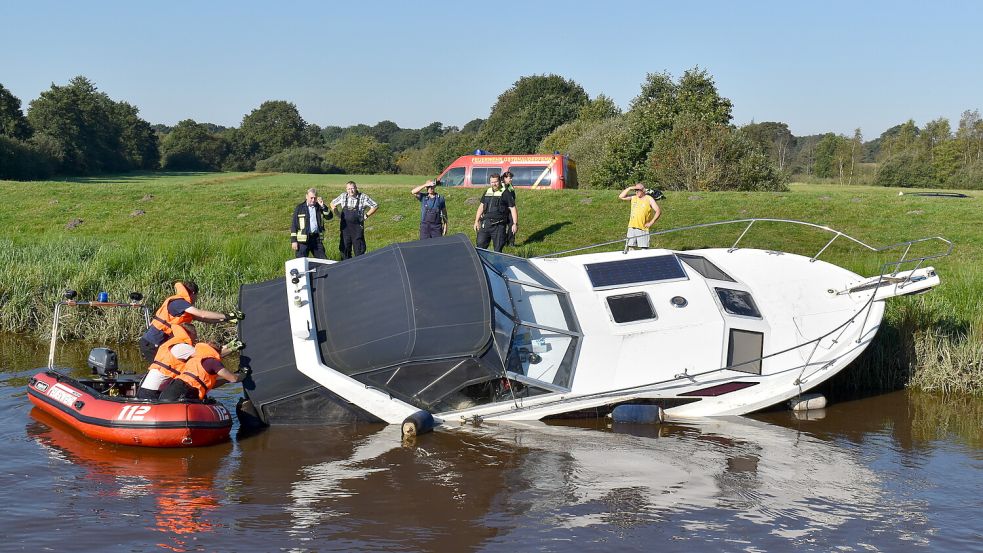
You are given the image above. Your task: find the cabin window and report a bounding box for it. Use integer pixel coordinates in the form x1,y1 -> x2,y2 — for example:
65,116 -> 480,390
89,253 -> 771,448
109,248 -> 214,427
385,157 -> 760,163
677,254 -> 736,282
727,329 -> 763,375
471,167 -> 503,186
509,165 -> 552,186
439,167 -> 466,186
606,293 -> 657,323
715,288 -> 761,318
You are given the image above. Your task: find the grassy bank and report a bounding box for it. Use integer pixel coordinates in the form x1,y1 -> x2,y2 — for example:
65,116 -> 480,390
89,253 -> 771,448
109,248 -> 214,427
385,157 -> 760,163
1,173 -> 980,394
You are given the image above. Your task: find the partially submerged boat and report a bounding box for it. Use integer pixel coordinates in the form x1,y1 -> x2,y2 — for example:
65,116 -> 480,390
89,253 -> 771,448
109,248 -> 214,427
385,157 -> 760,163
236,219 -> 950,427
27,294 -> 233,447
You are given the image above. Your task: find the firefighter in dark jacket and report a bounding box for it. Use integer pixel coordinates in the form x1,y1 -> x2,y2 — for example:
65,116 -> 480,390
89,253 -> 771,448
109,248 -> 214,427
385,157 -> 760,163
291,187 -> 333,259
473,173 -> 518,252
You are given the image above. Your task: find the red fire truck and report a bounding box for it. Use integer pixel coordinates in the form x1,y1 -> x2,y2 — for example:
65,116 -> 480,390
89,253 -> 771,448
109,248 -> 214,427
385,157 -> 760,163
435,151 -> 578,189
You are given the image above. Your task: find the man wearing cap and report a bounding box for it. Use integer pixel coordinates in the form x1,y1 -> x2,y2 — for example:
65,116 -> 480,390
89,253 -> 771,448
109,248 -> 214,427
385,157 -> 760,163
291,187 -> 333,259
410,180 -> 448,239
618,183 -> 662,249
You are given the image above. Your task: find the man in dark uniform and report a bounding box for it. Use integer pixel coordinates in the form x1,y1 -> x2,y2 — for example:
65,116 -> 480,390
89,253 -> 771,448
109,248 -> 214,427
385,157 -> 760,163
410,180 -> 448,239
473,173 -> 518,252
330,181 -> 378,259
290,187 -> 332,259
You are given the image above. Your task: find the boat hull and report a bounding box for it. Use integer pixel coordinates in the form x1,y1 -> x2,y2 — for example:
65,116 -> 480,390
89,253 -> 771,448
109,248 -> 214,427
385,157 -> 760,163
27,371 -> 232,447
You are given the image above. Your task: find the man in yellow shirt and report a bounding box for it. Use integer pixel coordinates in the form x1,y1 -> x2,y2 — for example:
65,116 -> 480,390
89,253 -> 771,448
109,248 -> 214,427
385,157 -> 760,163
618,183 -> 662,249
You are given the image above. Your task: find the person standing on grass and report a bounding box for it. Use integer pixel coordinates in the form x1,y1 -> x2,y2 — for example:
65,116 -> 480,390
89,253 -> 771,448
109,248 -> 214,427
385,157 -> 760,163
410,180 -> 448,239
473,173 -> 517,252
138,281 -> 240,363
330,181 -> 378,259
618,183 -> 661,249
290,187 -> 333,259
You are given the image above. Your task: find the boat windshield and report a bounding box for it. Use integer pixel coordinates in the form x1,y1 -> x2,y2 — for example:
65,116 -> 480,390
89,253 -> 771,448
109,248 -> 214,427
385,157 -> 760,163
478,250 -> 580,390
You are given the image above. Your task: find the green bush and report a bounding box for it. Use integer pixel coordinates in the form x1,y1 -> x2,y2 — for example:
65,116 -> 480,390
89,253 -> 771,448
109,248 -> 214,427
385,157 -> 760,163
875,151 -> 939,187
946,159 -> 983,190
563,116 -> 637,189
324,134 -> 395,174
537,119 -> 593,156
255,147 -> 330,174
0,135 -> 58,180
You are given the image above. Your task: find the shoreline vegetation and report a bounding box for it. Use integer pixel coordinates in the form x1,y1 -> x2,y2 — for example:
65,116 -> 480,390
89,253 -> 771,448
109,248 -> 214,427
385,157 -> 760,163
1,172 -> 980,396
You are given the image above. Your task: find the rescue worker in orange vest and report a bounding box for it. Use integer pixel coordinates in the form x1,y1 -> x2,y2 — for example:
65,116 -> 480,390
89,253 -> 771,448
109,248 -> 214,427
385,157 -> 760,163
159,342 -> 245,401
138,281 -> 242,362
137,323 -> 197,400
137,325 -> 245,400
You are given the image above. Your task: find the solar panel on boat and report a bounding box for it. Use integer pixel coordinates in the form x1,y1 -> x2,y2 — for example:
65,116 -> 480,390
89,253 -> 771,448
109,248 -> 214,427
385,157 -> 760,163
585,255 -> 687,289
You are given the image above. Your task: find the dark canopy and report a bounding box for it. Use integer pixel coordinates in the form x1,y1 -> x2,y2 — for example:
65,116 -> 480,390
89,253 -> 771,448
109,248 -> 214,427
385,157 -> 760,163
312,233 -> 492,375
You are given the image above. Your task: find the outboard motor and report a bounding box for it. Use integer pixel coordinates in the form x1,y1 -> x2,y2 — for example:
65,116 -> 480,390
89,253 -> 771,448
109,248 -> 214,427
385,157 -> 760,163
87,348 -> 119,379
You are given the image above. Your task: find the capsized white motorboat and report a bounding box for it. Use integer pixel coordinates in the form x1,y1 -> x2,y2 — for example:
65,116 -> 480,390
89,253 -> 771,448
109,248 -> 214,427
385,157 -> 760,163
234,219 -> 950,426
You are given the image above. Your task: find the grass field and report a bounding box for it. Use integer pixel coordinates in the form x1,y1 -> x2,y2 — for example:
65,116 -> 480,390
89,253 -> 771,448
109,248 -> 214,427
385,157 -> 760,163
1,172 -> 980,394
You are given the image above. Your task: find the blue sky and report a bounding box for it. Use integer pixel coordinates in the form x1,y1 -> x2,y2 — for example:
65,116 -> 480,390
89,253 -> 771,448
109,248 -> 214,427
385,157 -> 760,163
2,1 -> 981,139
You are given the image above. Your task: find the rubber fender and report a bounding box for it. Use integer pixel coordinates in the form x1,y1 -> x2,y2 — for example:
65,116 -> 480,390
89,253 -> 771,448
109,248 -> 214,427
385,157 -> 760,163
789,393 -> 827,412
609,404 -> 664,424
401,410 -> 436,437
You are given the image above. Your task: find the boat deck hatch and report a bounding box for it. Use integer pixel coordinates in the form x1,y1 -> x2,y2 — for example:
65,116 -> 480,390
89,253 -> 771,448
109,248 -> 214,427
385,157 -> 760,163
606,293 -> 657,323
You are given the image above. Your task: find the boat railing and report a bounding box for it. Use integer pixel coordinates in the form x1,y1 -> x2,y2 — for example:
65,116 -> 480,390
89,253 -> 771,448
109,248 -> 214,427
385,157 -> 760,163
48,297 -> 151,369
537,218 -> 952,282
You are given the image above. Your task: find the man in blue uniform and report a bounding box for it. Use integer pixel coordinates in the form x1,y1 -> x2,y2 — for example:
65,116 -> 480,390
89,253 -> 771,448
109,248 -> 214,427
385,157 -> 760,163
411,180 -> 448,239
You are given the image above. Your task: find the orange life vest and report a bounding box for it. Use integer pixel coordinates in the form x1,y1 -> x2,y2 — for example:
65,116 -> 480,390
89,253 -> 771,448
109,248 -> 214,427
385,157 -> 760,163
148,325 -> 194,378
176,343 -> 222,400
149,282 -> 195,336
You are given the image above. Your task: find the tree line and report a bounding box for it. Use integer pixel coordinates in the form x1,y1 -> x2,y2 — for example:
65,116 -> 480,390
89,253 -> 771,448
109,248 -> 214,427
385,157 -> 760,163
2,73 -> 980,190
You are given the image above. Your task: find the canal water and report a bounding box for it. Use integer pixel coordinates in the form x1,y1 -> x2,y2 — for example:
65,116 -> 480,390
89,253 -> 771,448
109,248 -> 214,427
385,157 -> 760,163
1,333 -> 980,552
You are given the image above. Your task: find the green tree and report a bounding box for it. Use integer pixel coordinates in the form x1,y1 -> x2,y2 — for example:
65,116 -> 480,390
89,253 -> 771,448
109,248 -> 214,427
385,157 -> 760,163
461,118 -> 485,134
647,114 -> 784,191
26,76 -> 157,174
631,68 -> 733,134
478,74 -> 589,153
742,122 -> 795,172
160,119 -> 230,171
236,100 -> 308,168
578,94 -> 621,122
919,118 -> 951,163
369,120 -> 401,144
113,101 -> 159,170
813,133 -> 853,180
324,134 -> 394,174
0,84 -> 32,140
956,110 -> 983,165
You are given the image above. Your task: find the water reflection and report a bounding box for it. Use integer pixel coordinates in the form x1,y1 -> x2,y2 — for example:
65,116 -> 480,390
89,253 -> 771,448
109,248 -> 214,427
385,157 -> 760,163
27,408 -> 233,552
229,416 -> 907,551
6,333 -> 983,551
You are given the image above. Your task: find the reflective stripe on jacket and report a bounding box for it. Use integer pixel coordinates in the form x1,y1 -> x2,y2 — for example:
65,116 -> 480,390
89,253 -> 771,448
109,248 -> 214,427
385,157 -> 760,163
176,343 -> 222,400
148,325 -> 194,378
150,282 -> 195,335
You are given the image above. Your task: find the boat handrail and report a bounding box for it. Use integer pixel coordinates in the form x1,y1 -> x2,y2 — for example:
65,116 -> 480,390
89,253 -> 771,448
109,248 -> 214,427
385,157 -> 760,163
48,300 -> 151,369
536,218 -> 953,274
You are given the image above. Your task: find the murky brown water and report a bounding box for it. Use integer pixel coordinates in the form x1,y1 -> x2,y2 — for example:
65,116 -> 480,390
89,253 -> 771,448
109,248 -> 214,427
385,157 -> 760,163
2,333 -> 981,552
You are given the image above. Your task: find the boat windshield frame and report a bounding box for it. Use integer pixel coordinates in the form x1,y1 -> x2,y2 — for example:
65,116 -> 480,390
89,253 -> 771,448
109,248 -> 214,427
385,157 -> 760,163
477,250 -> 582,390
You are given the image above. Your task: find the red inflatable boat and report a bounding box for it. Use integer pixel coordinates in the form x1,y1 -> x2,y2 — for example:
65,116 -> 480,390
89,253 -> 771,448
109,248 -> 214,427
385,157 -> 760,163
28,370 -> 232,447
26,290 -> 234,448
